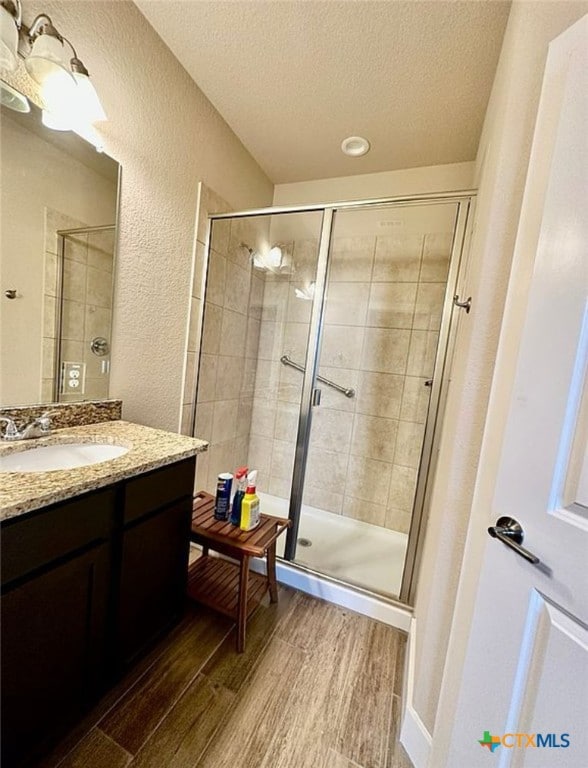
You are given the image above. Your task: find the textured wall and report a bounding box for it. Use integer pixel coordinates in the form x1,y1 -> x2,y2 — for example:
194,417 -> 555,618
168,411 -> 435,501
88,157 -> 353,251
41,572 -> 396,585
3,0 -> 273,431
410,0 -> 588,744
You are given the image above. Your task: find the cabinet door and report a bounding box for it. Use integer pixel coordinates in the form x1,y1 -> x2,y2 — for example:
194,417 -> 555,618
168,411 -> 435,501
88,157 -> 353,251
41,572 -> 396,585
1,543 -> 110,767
117,499 -> 191,666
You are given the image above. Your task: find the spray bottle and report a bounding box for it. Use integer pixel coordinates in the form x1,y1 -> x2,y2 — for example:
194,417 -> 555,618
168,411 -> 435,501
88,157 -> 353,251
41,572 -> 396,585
230,466 -> 248,526
239,470 -> 260,531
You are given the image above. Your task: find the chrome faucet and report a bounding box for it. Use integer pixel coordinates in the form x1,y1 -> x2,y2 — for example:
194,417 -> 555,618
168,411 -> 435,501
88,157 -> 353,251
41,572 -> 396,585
0,413 -> 52,441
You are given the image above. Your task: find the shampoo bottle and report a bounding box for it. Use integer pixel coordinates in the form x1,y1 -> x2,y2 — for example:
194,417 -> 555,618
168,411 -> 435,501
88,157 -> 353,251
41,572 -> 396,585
230,466 -> 248,525
239,470 -> 260,531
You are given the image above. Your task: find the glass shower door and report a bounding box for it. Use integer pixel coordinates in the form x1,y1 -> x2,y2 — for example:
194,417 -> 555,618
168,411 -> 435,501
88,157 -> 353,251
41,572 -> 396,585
294,201 -> 462,598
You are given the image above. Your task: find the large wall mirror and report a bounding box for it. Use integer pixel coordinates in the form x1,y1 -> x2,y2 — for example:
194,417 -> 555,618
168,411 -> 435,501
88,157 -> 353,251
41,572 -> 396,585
0,85 -> 120,407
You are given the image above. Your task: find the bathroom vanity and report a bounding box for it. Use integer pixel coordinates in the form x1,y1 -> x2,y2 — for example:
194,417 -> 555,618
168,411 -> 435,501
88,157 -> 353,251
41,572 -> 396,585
0,420 -> 207,767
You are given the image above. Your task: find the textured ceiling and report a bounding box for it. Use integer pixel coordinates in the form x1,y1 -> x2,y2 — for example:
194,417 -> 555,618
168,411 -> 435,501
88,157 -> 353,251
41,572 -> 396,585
136,0 -> 511,183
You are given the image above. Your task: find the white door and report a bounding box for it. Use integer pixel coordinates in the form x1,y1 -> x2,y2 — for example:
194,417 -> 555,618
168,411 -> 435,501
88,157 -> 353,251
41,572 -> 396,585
446,16 -> 588,768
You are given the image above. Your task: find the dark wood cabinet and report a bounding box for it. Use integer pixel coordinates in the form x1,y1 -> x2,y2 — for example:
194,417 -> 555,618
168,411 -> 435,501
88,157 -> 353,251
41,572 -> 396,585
0,456 -> 195,767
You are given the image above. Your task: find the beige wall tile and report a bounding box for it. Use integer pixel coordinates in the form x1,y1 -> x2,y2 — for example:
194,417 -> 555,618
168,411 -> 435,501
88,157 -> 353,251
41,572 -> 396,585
361,327 -> 410,374
87,239 -> 114,273
420,232 -> 452,282
82,347 -> 108,379
207,439 -> 235,489
236,397 -> 254,438
262,281 -> 289,323
42,338 -> 56,380
304,485 -> 343,515
283,321 -> 311,364
44,251 -> 58,296
220,308 -> 248,357
240,357 -> 257,398
86,265 -> 113,309
211,398 -> 239,443
306,448 -> 349,493
209,218 -> 231,255
195,451 -> 210,494
180,404 -> 192,436
201,303 -> 223,355
406,330 -> 439,377
394,421 -> 425,468
269,475 -> 291,498
251,398 -> 277,438
183,352 -> 197,405
388,464 -> 418,512
187,297 -> 201,353
63,258 -> 87,302
277,364 -> 302,404
372,235 -> 422,282
342,496 -> 386,527
214,355 -> 242,401
345,455 -> 392,505
249,275 -> 265,320
63,234 -> 88,264
310,408 -> 354,454
258,321 -> 283,361
196,354 -> 217,402
351,414 -> 398,463
330,237 -> 375,282
61,340 -> 84,362
356,371 -> 404,419
193,241 -> 207,299
321,325 -> 364,369
324,282 -> 370,326
195,402 -> 214,441
43,295 -> 56,338
274,399 -> 300,440
256,359 -> 281,400
41,378 -> 54,402
248,433 -> 272,475
62,300 -> 85,341
287,283 -> 313,323
245,317 -> 262,359
224,262 -> 251,316
413,283 -> 445,331
270,438 -> 296,480
233,434 -> 250,467
400,376 -> 431,423
385,507 -> 412,534
206,251 -> 226,307
367,283 -> 417,329
290,238 -> 320,283
317,366 -> 358,413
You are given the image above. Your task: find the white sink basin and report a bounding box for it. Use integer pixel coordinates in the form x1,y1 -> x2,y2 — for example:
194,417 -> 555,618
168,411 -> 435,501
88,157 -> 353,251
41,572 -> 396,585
0,443 -> 129,472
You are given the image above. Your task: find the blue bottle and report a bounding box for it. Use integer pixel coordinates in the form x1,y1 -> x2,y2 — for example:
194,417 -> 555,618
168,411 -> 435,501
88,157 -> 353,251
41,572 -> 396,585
230,466 -> 248,525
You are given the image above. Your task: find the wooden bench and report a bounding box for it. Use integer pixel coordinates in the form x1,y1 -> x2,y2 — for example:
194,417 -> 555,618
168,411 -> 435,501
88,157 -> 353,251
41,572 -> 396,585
186,491 -> 291,652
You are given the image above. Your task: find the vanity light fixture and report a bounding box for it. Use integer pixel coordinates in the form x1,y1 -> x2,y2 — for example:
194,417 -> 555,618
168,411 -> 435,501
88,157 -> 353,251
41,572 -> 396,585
0,2 -> 106,141
0,0 -> 20,71
0,79 -> 29,112
25,14 -> 106,126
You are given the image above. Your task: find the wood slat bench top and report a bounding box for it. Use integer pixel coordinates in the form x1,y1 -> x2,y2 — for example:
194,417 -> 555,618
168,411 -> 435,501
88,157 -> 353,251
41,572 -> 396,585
191,491 -> 291,557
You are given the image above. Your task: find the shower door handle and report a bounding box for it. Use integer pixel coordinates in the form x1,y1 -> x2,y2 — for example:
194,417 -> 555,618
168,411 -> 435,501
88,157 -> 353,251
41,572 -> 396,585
311,388 -> 322,407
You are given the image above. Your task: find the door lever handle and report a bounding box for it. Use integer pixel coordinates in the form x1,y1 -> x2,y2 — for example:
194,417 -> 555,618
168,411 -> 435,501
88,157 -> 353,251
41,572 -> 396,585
488,516 -> 540,565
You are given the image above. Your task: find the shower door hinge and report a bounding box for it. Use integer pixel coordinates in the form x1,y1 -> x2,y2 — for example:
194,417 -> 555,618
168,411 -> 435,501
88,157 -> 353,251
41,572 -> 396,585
311,388 -> 322,407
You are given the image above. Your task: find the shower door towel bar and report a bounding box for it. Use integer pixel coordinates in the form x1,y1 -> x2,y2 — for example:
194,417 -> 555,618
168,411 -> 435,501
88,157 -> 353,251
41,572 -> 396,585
280,355 -> 355,398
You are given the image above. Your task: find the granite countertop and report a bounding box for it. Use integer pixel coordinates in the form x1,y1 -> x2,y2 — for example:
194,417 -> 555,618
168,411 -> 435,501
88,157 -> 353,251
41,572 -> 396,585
0,420 -> 208,521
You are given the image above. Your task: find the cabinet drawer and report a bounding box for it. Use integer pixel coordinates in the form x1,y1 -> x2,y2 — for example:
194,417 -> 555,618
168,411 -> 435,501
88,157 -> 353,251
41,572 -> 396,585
123,458 -> 195,524
1,488 -> 115,586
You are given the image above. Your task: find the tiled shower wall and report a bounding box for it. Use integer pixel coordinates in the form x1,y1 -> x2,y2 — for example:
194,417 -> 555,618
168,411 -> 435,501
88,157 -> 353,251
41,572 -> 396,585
188,186 -> 269,493
248,232 -> 453,534
42,209 -> 114,403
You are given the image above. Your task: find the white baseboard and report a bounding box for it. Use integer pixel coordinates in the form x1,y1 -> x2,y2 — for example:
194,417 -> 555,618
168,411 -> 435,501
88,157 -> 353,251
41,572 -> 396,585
400,617 -> 432,768
251,557 -> 412,632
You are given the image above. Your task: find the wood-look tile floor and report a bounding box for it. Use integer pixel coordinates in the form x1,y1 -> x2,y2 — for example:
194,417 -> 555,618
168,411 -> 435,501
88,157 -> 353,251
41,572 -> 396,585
37,588 -> 412,768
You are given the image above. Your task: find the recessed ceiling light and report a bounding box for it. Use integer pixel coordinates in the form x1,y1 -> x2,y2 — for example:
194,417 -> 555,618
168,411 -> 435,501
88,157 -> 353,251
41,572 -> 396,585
341,135 -> 370,157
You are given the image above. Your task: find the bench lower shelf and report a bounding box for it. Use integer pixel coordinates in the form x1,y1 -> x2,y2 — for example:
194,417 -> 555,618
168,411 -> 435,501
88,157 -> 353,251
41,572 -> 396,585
186,555 -> 268,622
